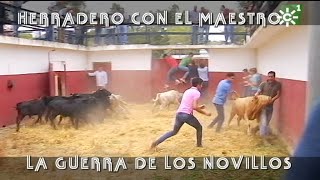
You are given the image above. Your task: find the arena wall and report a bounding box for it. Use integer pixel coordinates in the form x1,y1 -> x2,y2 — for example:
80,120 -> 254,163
207,48 -> 256,97
0,44 -> 88,127
87,50 -> 153,102
0,26 -> 311,151
255,26 -> 310,150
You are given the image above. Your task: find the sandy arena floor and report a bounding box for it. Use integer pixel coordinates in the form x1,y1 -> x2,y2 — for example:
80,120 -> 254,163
0,102 -> 290,157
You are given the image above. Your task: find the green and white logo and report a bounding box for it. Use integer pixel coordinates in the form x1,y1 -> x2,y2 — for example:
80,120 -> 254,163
278,4 -> 303,27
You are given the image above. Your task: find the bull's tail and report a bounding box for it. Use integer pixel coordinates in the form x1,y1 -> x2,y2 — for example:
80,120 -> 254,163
152,93 -> 160,102
119,99 -> 128,106
15,102 -> 23,110
151,93 -> 161,113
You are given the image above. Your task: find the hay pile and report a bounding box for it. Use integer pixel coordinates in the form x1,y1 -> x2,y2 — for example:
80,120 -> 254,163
0,102 -> 290,157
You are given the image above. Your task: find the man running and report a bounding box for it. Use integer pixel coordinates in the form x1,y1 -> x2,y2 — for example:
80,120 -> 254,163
150,77 -> 212,149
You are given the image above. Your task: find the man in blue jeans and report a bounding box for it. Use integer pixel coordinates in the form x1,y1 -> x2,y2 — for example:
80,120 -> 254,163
150,77 -> 212,149
255,71 -> 281,145
208,72 -> 236,132
221,5 -> 235,44
178,53 -> 194,83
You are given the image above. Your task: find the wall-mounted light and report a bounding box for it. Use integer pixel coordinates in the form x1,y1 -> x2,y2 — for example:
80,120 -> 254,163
7,80 -> 14,89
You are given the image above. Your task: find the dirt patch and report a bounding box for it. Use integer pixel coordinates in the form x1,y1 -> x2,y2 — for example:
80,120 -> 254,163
0,103 -> 289,157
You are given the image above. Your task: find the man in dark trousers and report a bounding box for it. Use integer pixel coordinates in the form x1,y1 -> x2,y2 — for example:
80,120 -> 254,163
208,72 -> 236,132
163,53 -> 181,89
150,77 -> 212,149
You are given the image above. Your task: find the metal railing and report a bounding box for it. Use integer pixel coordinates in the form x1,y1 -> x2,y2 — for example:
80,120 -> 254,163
82,24 -> 249,46
246,1 -> 283,36
3,2 -> 285,46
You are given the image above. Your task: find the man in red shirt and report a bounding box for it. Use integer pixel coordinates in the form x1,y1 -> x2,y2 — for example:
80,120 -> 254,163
163,54 -> 181,89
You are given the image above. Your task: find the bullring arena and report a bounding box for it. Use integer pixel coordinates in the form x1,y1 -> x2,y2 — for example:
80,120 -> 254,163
0,25 -> 309,159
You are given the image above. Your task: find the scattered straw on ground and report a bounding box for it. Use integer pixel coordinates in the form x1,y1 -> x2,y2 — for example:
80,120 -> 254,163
0,102 -> 290,157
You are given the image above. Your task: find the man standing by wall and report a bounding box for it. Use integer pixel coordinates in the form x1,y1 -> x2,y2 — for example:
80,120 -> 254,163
221,5 -> 235,45
88,67 -> 108,90
208,73 -> 236,132
242,68 -> 251,97
248,68 -> 262,96
118,8 -> 129,45
198,61 -> 209,100
200,7 -> 210,44
12,1 -> 25,37
255,71 -> 281,145
189,6 -> 199,45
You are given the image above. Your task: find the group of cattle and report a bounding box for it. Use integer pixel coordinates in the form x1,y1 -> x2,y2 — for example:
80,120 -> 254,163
15,89 -> 129,132
15,87 -> 271,135
151,89 -> 272,135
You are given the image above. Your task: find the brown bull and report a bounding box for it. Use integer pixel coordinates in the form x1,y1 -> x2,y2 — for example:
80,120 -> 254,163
228,94 -> 272,135
152,90 -> 183,112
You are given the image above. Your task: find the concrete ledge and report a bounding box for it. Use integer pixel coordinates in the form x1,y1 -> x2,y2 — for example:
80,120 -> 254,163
0,35 -> 87,51
244,25 -> 288,48
0,35 -> 249,51
88,44 -> 249,51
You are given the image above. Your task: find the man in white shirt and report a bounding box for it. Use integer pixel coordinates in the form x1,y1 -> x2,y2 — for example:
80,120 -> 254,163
88,67 -> 108,90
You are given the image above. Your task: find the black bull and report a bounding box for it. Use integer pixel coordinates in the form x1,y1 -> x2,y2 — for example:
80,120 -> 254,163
15,89 -> 113,132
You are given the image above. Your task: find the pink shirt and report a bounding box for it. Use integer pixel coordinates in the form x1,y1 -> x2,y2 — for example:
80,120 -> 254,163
177,87 -> 201,114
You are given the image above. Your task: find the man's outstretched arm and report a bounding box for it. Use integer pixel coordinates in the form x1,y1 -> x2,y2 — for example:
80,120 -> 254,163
193,98 -> 211,116
88,71 -> 96,76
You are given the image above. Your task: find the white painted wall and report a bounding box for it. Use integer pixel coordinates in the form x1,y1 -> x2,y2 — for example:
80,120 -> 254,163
0,44 -> 88,75
207,48 -> 256,72
87,49 -> 152,71
0,44 -> 49,75
0,25 -> 310,80
257,26 -> 310,81
50,49 -> 87,71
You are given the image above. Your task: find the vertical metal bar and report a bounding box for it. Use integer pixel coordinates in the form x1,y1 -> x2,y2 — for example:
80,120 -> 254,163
306,1 -> 320,117
63,62 -> 67,96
